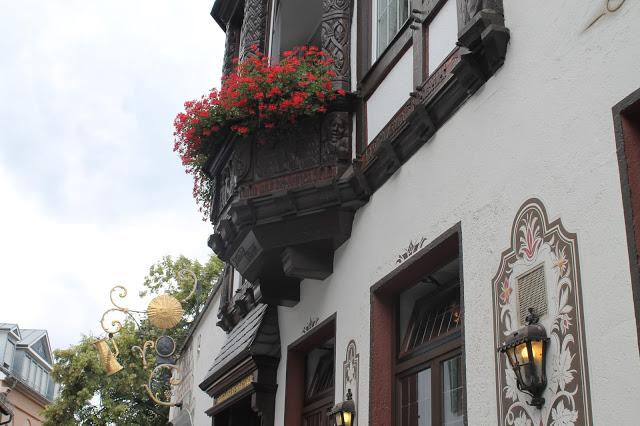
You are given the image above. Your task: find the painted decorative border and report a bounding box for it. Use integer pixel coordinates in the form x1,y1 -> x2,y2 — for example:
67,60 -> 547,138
492,199 -> 592,426
343,340 -> 359,426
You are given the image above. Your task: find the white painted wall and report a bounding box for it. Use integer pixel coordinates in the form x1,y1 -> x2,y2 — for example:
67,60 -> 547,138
169,290 -> 225,426
428,0 -> 457,75
273,1 -> 640,425
366,47 -> 414,143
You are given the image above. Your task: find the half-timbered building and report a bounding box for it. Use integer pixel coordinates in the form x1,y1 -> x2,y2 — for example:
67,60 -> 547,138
170,1 -> 640,425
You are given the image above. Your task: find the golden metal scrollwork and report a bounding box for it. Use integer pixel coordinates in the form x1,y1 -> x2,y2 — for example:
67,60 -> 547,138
95,269 -> 199,408
143,364 -> 182,406
132,340 -> 155,369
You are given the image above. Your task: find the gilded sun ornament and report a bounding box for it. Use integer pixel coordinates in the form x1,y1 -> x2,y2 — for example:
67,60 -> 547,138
147,294 -> 183,329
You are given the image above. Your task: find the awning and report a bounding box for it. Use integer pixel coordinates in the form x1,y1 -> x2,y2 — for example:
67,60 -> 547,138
199,303 -> 280,423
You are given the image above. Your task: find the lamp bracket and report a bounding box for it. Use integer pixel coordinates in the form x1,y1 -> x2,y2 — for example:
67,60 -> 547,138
524,307 -> 540,325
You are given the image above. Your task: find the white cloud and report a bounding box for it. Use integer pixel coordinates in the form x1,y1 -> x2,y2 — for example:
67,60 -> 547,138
0,0 -> 226,349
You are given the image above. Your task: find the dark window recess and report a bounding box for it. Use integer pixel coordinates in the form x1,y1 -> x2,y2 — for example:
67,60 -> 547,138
214,395 -> 261,426
305,339 -> 335,401
402,287 -> 462,354
271,0 -> 323,59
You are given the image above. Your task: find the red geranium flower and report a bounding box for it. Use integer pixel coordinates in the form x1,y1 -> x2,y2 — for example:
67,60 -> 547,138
174,45 -> 344,219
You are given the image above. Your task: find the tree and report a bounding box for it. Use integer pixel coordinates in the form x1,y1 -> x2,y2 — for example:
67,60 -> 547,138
43,254 -> 223,425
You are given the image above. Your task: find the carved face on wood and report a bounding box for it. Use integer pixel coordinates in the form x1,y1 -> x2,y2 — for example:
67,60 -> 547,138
326,113 -> 350,158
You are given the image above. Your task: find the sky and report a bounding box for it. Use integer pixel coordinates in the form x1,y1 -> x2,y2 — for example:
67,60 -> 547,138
0,1 -> 226,350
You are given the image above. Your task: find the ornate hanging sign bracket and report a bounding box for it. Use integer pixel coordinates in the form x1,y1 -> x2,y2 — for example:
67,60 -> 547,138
96,269 -> 199,407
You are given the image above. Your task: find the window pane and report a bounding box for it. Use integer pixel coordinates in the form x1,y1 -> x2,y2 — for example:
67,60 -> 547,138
305,338 -> 335,401
400,368 -> 431,426
442,356 -> 465,426
21,356 -> 30,380
4,341 -> 15,366
400,0 -> 410,24
41,373 -> 49,395
399,259 -> 461,353
389,0 -> 398,43
28,360 -> 36,385
377,9 -> 388,55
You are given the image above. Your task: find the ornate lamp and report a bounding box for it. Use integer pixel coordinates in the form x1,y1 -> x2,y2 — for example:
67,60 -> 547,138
96,269 -> 197,407
497,308 -> 549,409
328,389 -> 356,426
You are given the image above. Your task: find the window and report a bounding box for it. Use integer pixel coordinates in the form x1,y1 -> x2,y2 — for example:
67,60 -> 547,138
28,360 -> 36,385
3,340 -> 15,368
285,315 -> 336,426
270,0 -> 323,59
614,88 -> 640,342
396,258 -> 464,426
370,228 -> 465,425
303,338 -> 335,425
376,0 -> 410,56
21,355 -> 30,380
232,268 -> 244,298
40,370 -> 49,395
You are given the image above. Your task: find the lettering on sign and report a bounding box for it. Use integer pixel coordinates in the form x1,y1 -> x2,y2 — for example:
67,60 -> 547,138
215,375 -> 253,405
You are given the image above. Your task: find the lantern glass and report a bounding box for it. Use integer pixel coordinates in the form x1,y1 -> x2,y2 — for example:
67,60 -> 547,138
515,342 -> 529,365
505,347 -> 518,368
498,312 -> 548,409
343,411 -> 352,426
335,413 -> 343,426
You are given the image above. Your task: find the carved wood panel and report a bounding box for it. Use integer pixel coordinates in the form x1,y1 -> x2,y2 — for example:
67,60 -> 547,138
322,0 -> 354,91
457,0 -> 503,30
223,23 -> 241,77
253,119 -> 324,180
239,0 -> 268,60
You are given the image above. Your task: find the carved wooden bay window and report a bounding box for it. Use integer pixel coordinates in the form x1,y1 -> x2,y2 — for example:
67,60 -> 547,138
207,0 -> 362,308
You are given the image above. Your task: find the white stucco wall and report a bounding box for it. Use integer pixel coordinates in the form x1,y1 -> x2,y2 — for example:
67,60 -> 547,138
428,0 -> 457,75
169,290 -> 225,426
366,47 -> 414,143
273,2 -> 640,425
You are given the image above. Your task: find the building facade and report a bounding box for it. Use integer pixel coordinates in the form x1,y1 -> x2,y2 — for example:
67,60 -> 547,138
170,0 -> 640,425
0,324 -> 56,425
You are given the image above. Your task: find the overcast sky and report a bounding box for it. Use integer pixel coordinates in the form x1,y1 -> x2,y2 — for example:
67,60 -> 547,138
0,1 -> 225,350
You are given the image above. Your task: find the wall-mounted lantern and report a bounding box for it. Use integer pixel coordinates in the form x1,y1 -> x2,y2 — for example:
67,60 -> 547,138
328,389 -> 356,426
497,308 -> 549,409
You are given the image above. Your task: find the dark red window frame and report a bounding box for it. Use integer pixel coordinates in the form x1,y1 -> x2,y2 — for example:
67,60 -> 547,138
614,87 -> 640,353
284,314 -> 336,426
370,225 -> 465,425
